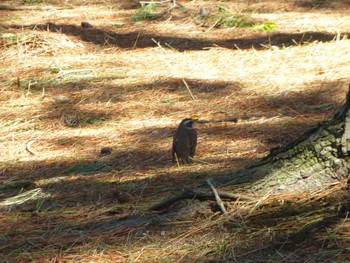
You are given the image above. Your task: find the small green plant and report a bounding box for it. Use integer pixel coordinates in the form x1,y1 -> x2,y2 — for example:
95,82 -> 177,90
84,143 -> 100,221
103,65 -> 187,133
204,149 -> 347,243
213,5 -> 277,31
221,15 -> 254,28
111,21 -> 124,27
133,3 -> 160,21
253,21 -> 278,32
216,5 -> 254,28
86,118 -> 104,125
49,66 -> 60,73
217,5 -> 230,13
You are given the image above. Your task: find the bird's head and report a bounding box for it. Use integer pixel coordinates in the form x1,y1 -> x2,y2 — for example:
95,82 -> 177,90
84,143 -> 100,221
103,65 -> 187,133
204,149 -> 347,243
179,118 -> 198,129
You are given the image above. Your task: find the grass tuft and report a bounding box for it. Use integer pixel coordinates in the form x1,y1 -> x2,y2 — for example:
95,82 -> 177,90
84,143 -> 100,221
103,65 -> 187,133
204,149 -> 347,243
133,3 -> 160,21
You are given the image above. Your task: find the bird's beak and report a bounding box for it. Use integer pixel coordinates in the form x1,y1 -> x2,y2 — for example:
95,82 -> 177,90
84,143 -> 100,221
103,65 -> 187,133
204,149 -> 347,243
191,116 -> 199,122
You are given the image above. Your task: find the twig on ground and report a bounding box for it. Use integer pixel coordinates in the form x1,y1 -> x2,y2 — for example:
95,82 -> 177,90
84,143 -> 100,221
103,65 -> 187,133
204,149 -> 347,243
150,189 -> 254,211
172,0 -> 187,11
182,79 -> 196,100
206,18 -> 223,32
133,31 -> 141,49
151,38 -> 167,53
206,179 -> 227,214
246,190 -> 272,218
26,140 -> 37,155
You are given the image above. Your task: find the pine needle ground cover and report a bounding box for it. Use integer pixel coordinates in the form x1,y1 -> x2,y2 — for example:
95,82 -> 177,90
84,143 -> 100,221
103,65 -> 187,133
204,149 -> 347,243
0,0 -> 350,262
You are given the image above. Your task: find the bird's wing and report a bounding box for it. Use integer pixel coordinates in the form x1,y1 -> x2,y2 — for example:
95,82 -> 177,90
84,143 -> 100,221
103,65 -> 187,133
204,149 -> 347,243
190,129 -> 197,157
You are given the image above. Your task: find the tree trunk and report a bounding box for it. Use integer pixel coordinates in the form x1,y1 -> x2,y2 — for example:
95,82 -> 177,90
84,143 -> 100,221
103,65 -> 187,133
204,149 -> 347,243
214,85 -> 350,195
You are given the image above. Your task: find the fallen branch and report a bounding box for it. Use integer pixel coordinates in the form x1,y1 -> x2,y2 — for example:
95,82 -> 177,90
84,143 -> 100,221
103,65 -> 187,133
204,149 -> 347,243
150,189 -> 254,211
206,179 -> 227,214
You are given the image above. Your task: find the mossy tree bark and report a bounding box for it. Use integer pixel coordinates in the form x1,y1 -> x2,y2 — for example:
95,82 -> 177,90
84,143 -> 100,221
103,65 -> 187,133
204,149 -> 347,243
214,86 -> 350,195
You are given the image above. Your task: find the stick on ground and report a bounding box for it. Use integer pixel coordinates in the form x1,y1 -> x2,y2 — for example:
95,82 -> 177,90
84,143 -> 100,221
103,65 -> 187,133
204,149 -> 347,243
150,189 -> 254,211
206,179 -> 228,214
26,140 -> 37,155
182,79 -> 196,100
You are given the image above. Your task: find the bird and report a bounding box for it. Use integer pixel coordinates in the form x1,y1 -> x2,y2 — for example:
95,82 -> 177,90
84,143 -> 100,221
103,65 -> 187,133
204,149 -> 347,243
199,7 -> 208,18
172,118 -> 197,164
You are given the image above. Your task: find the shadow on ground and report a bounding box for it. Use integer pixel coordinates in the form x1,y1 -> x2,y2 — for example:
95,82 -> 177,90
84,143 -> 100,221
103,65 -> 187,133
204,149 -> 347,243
39,78 -> 345,125
0,80 -> 348,261
7,23 -> 349,51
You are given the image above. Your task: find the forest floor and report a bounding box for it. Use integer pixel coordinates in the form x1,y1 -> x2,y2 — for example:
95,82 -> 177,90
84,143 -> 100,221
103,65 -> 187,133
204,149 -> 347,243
1,0 -> 350,262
